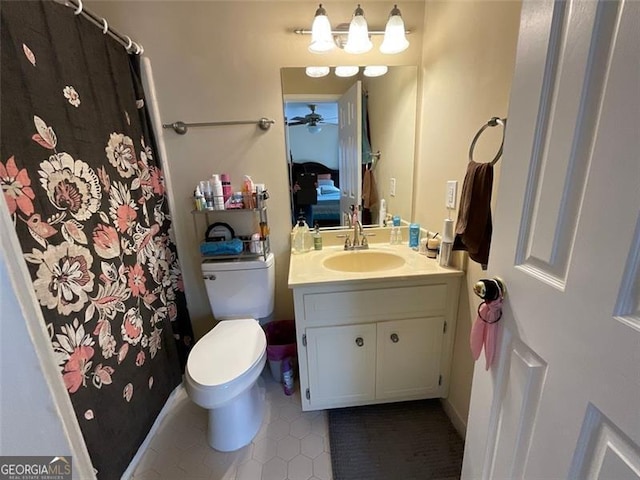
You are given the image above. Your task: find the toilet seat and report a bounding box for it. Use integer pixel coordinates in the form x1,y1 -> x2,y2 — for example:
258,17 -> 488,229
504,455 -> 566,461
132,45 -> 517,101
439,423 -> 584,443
187,318 -> 266,387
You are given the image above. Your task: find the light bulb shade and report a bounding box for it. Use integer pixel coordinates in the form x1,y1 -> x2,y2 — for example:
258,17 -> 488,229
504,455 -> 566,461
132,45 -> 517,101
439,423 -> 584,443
307,124 -> 322,134
309,5 -> 335,54
380,8 -> 409,54
344,6 -> 372,54
335,66 -> 359,77
363,65 -> 388,77
305,66 -> 330,78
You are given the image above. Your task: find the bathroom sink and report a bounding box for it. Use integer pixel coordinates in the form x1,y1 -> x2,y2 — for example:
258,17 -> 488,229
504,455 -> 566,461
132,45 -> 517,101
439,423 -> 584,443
322,250 -> 406,273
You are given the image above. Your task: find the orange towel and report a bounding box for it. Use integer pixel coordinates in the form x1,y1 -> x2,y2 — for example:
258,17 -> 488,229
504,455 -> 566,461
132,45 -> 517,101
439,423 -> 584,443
453,161 -> 494,269
362,168 -> 378,209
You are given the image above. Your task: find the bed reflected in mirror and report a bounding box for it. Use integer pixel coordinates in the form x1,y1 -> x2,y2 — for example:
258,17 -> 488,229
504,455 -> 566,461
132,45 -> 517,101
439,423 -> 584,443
282,66 -> 418,228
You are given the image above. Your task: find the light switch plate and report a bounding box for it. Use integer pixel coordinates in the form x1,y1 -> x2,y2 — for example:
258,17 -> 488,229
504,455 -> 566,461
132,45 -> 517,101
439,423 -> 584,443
446,180 -> 457,209
390,178 -> 396,197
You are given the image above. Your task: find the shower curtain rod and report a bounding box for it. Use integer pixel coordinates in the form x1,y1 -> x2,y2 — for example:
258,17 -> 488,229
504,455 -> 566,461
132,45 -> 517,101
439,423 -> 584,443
54,0 -> 144,54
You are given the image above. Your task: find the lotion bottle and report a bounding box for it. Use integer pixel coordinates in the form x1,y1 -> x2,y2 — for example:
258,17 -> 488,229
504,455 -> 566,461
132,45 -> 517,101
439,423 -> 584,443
211,174 -> 224,210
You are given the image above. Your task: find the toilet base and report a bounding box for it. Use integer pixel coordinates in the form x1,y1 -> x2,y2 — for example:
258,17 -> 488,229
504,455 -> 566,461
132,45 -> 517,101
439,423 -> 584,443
207,378 -> 265,452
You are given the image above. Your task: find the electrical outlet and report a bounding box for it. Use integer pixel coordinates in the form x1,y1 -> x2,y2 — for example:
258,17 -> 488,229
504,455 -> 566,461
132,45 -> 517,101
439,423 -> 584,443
390,178 -> 396,197
446,180 -> 457,209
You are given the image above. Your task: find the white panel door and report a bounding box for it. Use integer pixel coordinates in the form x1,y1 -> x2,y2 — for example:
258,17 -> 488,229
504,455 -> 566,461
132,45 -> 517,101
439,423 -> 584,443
376,317 -> 444,400
463,1 -> 640,479
306,323 -> 376,408
338,81 -> 362,224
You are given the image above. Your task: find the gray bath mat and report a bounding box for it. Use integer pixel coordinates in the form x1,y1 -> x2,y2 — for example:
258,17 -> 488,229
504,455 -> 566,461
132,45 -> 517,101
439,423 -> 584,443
327,399 -> 464,480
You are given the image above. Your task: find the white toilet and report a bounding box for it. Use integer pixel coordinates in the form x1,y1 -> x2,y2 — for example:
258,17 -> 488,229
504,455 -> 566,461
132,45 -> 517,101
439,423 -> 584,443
185,253 -> 275,452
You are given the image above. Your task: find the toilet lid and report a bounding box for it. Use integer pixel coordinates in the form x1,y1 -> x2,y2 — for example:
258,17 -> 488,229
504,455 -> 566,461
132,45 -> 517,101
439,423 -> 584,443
187,318 -> 266,387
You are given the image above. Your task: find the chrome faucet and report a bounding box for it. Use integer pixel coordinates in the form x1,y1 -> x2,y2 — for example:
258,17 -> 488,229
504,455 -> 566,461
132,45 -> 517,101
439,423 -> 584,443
337,205 -> 373,250
353,218 -> 363,248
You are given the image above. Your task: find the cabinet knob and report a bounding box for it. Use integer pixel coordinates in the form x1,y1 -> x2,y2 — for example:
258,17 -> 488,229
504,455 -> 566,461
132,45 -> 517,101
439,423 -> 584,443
355,337 -> 364,347
390,333 -> 399,343
203,274 -> 216,281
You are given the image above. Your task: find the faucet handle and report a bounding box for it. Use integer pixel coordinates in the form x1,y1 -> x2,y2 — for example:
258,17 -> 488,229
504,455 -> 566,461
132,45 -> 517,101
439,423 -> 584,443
336,233 -> 352,248
343,212 -> 352,227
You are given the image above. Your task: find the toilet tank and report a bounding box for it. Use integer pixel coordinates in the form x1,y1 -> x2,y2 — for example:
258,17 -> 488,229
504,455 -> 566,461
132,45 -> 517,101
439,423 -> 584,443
201,253 -> 275,320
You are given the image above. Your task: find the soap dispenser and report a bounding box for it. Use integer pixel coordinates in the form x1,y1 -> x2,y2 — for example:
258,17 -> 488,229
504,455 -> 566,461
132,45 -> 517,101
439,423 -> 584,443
313,223 -> 323,250
292,216 -> 311,254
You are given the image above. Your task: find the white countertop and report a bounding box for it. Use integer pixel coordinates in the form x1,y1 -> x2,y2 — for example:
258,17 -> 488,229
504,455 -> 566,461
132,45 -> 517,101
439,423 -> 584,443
287,243 -> 463,288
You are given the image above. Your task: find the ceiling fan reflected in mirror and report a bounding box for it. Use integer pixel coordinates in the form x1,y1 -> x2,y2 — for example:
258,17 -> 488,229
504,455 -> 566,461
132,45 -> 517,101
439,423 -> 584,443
285,102 -> 339,134
287,104 -> 323,129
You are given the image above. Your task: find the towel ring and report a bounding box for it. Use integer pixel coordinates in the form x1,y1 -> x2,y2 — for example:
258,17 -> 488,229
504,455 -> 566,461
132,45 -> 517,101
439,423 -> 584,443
469,117 -> 507,165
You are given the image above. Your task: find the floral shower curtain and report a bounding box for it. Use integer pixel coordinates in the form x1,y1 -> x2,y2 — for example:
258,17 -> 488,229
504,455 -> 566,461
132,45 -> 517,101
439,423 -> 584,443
0,1 -> 193,477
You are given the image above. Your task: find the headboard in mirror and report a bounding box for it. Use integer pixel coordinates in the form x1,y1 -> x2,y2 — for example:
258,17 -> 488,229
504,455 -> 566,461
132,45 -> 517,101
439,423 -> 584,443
290,161 -> 340,228
282,66 -> 418,228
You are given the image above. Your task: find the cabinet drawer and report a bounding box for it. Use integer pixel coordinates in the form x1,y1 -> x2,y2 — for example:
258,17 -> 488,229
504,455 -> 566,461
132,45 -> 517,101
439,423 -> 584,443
303,284 -> 448,326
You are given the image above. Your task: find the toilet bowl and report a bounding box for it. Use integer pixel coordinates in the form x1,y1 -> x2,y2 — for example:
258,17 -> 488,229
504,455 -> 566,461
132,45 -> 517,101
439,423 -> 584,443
185,253 -> 275,451
185,318 -> 267,451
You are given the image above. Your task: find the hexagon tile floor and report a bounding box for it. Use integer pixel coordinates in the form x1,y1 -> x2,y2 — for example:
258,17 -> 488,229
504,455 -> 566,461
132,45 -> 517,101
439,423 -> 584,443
131,371 -> 333,480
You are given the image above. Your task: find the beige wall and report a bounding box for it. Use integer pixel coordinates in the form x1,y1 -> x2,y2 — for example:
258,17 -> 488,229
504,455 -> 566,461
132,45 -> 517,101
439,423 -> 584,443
88,1 -> 425,340
364,66 -> 417,222
89,0 -> 521,431
414,1 -> 522,432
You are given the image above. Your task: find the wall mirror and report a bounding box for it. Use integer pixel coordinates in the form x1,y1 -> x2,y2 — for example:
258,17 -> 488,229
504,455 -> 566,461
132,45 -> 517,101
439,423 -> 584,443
281,66 -> 418,228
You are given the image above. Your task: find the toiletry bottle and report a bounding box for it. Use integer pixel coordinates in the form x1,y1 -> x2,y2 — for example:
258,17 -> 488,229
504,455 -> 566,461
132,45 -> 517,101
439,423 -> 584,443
220,173 -> 232,206
194,186 -> 204,211
211,174 -> 224,210
243,175 -> 255,209
395,227 -> 403,245
409,223 -> 420,249
379,199 -> 387,227
390,227 -> 398,245
439,219 -> 454,267
313,223 -> 323,250
250,233 -> 263,255
282,357 -> 294,396
292,217 -> 310,254
201,180 -> 214,210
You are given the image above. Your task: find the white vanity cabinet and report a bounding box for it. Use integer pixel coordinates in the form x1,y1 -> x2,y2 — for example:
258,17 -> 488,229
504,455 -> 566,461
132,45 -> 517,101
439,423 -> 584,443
292,275 -> 462,411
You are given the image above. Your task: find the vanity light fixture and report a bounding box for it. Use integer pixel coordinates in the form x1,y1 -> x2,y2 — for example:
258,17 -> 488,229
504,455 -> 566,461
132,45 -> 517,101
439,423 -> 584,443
363,65 -> 388,77
380,4 -> 409,54
344,4 -> 372,54
305,66 -> 330,78
335,66 -> 360,77
297,4 -> 410,55
308,4 -> 335,54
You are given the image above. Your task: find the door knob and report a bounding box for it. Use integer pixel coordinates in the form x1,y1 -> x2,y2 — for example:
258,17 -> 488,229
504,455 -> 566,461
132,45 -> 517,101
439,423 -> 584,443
355,337 -> 364,347
473,278 -> 505,301
390,333 -> 399,343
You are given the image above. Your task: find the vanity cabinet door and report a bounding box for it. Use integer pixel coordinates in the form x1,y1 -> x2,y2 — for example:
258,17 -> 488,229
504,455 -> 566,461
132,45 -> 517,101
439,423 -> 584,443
306,324 -> 376,409
375,317 -> 445,401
